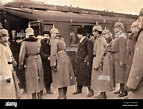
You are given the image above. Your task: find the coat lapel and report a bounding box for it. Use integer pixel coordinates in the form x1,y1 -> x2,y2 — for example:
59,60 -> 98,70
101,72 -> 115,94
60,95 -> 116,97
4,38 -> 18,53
79,37 -> 87,48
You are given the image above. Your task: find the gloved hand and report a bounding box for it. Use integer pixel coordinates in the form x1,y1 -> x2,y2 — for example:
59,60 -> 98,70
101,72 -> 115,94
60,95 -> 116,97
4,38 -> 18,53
19,64 -> 24,70
51,66 -> 57,72
94,67 -> 99,71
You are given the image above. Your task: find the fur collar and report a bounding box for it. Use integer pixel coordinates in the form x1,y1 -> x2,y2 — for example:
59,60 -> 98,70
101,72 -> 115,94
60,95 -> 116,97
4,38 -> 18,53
136,28 -> 143,41
23,36 -> 38,42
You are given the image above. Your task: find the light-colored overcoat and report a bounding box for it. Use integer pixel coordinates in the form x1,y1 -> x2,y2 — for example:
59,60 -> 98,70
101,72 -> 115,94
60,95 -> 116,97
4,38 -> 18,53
91,36 -> 111,94
127,29 -> 143,99
50,37 -> 76,89
19,37 -> 44,98
0,42 -> 22,99
111,32 -> 126,83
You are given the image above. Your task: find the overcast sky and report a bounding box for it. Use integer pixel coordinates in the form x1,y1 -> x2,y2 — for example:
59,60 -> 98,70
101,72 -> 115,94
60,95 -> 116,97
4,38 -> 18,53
1,0 -> 143,15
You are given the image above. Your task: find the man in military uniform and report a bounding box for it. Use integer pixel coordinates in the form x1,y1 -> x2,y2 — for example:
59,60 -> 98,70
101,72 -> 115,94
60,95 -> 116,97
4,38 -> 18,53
91,23 -> 112,99
50,25 -> 76,99
112,20 -> 127,97
125,20 -> 141,97
126,9 -> 143,99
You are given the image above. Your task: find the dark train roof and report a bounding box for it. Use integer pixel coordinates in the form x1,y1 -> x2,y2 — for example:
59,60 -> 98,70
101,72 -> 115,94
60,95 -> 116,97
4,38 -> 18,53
2,1 -> 137,25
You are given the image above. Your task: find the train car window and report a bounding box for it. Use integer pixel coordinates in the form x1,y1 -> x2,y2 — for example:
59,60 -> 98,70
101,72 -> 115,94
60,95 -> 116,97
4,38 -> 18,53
43,24 -> 53,33
70,25 -> 82,46
31,25 -> 40,37
30,21 -> 41,36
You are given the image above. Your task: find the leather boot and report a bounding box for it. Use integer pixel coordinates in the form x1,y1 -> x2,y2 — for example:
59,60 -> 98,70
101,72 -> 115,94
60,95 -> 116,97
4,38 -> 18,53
99,92 -> 107,99
32,92 -> 37,99
86,86 -> 94,97
46,86 -> 53,94
63,87 -> 67,99
57,87 -> 65,99
38,90 -> 43,99
73,85 -> 82,95
118,83 -> 128,97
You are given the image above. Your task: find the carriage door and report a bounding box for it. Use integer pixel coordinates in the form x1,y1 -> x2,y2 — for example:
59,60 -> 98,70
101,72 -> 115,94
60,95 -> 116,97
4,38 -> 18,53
29,20 -> 42,37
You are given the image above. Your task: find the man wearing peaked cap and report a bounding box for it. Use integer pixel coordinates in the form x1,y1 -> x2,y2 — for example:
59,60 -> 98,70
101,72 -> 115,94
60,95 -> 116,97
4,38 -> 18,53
73,27 -> 94,97
112,19 -> 127,97
125,19 -> 141,98
131,19 -> 141,29
126,16 -> 143,99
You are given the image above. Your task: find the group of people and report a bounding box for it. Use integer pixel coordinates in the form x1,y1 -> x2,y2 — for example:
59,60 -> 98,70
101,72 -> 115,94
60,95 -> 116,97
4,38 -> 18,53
0,12 -> 143,99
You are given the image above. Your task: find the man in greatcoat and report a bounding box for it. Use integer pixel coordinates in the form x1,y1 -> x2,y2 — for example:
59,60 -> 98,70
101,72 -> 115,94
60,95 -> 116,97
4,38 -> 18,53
50,25 -> 76,99
125,20 -> 141,97
126,9 -> 143,99
19,27 -> 44,99
112,20 -> 127,97
0,27 -> 22,99
40,31 -> 53,94
73,27 -> 94,97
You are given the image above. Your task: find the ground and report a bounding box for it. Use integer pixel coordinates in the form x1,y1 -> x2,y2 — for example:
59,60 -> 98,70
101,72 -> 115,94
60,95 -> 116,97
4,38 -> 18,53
20,84 -> 125,99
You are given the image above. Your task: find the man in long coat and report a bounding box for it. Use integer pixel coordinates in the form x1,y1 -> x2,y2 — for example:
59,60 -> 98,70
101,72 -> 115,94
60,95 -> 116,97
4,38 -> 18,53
50,25 -> 76,99
91,24 -> 111,99
112,20 -> 127,97
73,27 -> 94,97
125,20 -> 141,97
40,31 -> 53,94
126,10 -> 143,99
0,27 -> 22,99
19,27 -> 44,99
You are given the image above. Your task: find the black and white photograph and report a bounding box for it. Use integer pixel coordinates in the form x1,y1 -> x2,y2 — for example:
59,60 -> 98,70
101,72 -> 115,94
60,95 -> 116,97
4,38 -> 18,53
0,0 -> 143,108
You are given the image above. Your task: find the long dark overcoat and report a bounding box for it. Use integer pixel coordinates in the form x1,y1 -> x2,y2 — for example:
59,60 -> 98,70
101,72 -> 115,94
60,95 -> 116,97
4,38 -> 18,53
40,38 -> 52,86
75,37 -> 93,86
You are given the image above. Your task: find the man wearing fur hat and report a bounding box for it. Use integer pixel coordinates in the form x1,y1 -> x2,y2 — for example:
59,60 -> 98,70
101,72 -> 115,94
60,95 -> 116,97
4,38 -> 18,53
50,25 -> 76,99
126,9 -> 143,99
91,23 -> 110,99
112,20 -> 127,97
19,27 -> 44,99
73,27 -> 94,97
125,20 -> 141,98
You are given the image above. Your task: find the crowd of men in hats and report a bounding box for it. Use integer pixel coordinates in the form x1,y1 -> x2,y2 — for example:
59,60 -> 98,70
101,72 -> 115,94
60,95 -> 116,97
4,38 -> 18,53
0,10 -> 143,99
